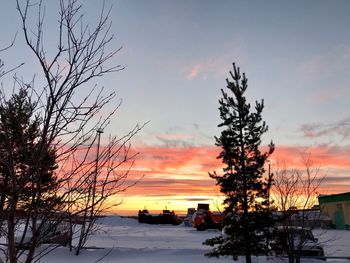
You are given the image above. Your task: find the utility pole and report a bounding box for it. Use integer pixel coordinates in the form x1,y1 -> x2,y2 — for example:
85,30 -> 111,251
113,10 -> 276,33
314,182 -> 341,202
91,128 -> 103,220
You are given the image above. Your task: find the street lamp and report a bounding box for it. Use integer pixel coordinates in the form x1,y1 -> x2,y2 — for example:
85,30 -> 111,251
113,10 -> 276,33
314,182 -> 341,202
95,128 -> 104,178
91,128 -> 103,220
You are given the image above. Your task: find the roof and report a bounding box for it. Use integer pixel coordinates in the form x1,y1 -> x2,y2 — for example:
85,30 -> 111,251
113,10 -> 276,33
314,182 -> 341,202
318,192 -> 350,204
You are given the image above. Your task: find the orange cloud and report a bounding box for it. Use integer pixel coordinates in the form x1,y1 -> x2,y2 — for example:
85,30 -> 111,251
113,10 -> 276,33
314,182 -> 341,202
129,145 -> 222,182
271,145 -> 350,169
121,143 -> 350,200
65,142 -> 349,213
270,145 -> 350,195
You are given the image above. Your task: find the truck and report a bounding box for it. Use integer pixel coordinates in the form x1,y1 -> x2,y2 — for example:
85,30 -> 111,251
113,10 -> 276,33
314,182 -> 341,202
191,204 -> 223,231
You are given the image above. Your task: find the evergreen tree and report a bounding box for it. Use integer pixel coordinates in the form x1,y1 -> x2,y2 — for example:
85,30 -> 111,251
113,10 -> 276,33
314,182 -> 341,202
204,63 -> 274,263
0,88 -> 58,216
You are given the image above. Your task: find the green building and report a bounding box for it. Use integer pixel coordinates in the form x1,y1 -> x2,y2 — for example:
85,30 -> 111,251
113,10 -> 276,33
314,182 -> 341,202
318,192 -> 350,229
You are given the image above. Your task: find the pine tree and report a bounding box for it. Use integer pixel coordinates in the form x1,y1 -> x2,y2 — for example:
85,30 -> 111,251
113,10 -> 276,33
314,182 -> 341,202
0,88 -> 58,216
204,63 -> 275,262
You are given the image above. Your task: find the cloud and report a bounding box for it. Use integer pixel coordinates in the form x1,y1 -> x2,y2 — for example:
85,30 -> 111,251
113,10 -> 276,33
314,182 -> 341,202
186,64 -> 202,80
301,123 -> 338,138
125,177 -> 217,197
132,145 -> 222,177
63,141 -> 350,198
118,143 -> 350,198
271,144 -> 350,170
183,43 -> 246,81
323,176 -> 350,184
184,60 -> 231,81
192,123 -> 199,130
300,118 -> 350,139
299,45 -> 350,107
178,197 -> 211,202
156,133 -> 193,147
141,126 -> 214,148
301,44 -> 350,80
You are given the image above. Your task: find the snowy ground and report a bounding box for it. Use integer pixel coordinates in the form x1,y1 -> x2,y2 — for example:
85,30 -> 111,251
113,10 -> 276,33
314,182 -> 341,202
27,217 -> 350,262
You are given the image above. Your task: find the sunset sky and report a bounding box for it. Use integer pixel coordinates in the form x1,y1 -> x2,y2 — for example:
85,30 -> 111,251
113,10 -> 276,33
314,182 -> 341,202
0,1 -> 350,214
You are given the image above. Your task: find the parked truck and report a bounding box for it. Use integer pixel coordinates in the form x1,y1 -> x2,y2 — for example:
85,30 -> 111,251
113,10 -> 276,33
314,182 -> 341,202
191,204 -> 223,231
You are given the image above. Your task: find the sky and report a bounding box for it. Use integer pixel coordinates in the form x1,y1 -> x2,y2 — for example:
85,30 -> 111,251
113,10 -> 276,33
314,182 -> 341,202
0,0 -> 350,214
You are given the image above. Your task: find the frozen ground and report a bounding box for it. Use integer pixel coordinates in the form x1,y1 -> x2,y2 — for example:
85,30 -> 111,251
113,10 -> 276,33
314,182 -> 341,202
26,217 -> 350,262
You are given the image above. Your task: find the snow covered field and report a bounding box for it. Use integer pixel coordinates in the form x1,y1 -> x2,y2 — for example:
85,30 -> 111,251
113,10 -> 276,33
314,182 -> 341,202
32,216 -> 350,262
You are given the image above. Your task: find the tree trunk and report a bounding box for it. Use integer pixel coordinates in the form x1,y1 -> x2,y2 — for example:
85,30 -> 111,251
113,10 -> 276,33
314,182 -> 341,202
7,207 -> 17,263
25,216 -> 37,263
245,254 -> 252,263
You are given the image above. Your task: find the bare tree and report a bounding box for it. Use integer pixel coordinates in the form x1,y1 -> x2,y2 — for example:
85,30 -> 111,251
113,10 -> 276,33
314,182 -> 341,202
0,36 -> 24,79
273,155 -> 324,212
0,1 -> 145,262
271,155 -> 325,263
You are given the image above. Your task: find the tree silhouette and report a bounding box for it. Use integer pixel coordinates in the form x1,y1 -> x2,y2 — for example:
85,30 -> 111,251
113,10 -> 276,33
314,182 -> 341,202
0,1 -> 145,262
205,63 -> 274,263
0,88 -> 58,211
0,88 -> 59,263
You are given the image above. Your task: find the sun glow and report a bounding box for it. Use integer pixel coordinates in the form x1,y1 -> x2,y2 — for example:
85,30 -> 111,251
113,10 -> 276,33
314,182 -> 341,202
111,195 -> 224,216
61,143 -> 350,216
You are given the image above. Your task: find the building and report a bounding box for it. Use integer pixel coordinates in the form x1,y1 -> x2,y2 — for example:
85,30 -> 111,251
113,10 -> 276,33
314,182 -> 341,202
318,192 -> 350,229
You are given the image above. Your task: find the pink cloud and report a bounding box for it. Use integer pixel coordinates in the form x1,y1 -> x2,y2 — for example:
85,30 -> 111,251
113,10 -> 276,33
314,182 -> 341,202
184,59 -> 237,81
183,43 -> 246,81
186,64 -> 202,80
271,145 -> 350,170
116,143 -> 350,197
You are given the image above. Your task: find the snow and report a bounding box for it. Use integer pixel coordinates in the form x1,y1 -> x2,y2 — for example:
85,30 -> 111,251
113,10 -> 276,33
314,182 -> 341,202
12,217 -> 350,262
314,229 -> 350,260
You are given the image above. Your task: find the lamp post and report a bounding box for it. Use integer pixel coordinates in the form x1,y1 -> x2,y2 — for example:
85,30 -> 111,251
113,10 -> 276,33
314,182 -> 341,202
95,128 -> 103,181
91,128 -> 103,220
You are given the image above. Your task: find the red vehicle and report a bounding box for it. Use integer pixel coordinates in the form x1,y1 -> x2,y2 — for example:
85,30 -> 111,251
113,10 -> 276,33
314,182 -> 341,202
192,206 -> 223,231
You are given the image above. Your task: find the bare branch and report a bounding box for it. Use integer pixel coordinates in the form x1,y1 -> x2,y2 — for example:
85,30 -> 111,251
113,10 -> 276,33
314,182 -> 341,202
0,1 -> 144,262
